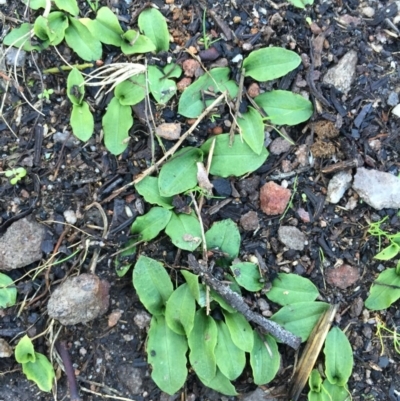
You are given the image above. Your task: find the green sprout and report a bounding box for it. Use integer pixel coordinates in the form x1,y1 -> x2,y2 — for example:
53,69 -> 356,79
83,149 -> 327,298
4,167 -> 27,185
37,88 -> 54,101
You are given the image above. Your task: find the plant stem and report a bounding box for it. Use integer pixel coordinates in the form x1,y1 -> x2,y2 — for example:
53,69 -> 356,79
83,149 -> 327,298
43,63 -> 94,74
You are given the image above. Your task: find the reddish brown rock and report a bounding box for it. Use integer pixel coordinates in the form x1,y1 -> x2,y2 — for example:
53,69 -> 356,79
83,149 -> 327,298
247,82 -> 260,98
326,264 -> 359,290
260,182 -> 291,215
177,77 -> 192,92
182,59 -> 201,77
240,211 -> 259,231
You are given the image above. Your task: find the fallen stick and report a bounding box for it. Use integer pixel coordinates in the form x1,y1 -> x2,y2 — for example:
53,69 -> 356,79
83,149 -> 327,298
187,254 -> 301,350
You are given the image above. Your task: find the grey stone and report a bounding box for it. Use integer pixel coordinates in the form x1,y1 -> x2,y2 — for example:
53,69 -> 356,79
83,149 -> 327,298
0,217 -> 46,271
278,226 -> 306,251
117,364 -> 144,394
387,91 -> 399,106
5,48 -> 26,67
47,274 -> 110,325
326,170 -> 352,204
269,137 -> 292,155
242,388 -> 279,401
323,50 -> 357,95
352,168 -> 400,210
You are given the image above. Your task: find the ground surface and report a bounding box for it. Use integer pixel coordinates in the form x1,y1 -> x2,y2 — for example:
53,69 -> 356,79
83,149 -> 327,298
1,0 -> 400,400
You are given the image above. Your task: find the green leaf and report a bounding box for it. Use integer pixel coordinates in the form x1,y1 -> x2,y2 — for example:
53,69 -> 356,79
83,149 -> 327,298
132,256 -> 173,315
222,311 -> 254,352
210,289 -> 236,313
165,283 -> 196,335
131,206 -> 172,242
324,327 -> 353,386
230,262 -> 264,292
243,47 -> 301,81
22,0 -> 46,10
198,368 -> 238,396
320,380 -> 350,401
121,30 -> 157,55
164,63 -> 182,78
266,273 -> 319,306
374,243 -> 400,260
115,74 -> 146,106
365,268 -> 400,310
201,134 -> 268,177
15,335 -> 36,364
181,270 -> 200,303
271,302 -> 330,342
205,219 -> 241,261
102,97 -> 133,155
135,176 -> 173,209
158,147 -> 203,197
54,0 -> 79,15
288,0 -> 314,9
309,369 -> 323,392
138,8 -> 169,52
67,68 -> 85,105
215,321 -> 245,380
178,68 -> 238,118
71,102 -> 94,142
65,17 -> 102,61
0,273 -> 17,308
90,6 -> 123,47
250,332 -> 280,385
237,107 -> 265,155
188,309 -> 218,381
255,90 -> 313,126
114,239 -> 136,277
3,23 -> 40,51
165,213 -> 202,251
47,12 -> 69,46
22,352 -> 55,392
148,65 -> 177,105
147,315 -> 188,395
33,16 -> 50,41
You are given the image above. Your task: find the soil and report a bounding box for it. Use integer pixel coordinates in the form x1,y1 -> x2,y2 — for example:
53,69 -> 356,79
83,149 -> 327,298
1,0 -> 400,400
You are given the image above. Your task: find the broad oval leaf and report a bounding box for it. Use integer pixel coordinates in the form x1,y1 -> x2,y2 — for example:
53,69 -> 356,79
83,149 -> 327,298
181,270 -> 200,303
33,16 -> 50,41
22,0 -> 46,9
309,369 -> 323,393
158,147 -> 203,197
205,219 -> 240,261
3,23 -> 40,51
266,273 -> 319,306
102,97 -> 133,155
135,176 -> 173,209
138,8 -> 169,52
71,102 -> 94,142
165,213 -> 202,251
250,332 -> 280,385
243,47 -> 301,81
131,206 -> 172,242
132,256 -> 173,315
178,68 -> 238,118
121,30 -> 157,55
222,310 -> 254,352
237,107 -> 265,155
230,262 -> 264,292
215,321 -> 245,380
0,272 -> 17,308
320,380 -> 350,401
90,6 -> 123,47
115,74 -> 146,106
201,134 -> 268,177
147,315 -> 188,395
54,0 -> 79,16
67,68 -> 85,105
289,0 -> 314,9
198,368 -> 238,396
114,239 -> 136,278
188,309 -> 218,381
271,302 -> 330,342
22,352 -> 55,392
148,65 -> 177,105
255,90 -> 313,126
324,327 -> 353,386
374,243 -> 400,261
165,283 -> 196,335
47,12 -> 69,46
15,335 -> 36,364
365,268 -> 400,310
65,17 -> 102,61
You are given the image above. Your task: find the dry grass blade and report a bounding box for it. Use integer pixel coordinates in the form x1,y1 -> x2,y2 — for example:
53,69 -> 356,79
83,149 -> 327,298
288,304 -> 339,401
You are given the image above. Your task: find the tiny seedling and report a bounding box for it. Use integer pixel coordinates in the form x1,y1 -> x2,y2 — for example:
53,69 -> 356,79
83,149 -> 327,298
375,317 -> 400,355
3,167 -> 27,185
37,88 -> 54,101
199,9 -> 221,50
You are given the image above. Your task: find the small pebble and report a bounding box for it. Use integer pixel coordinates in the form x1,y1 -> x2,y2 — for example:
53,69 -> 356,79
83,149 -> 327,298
64,210 -> 77,225
247,82 -> 260,98
387,92 -> 399,106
